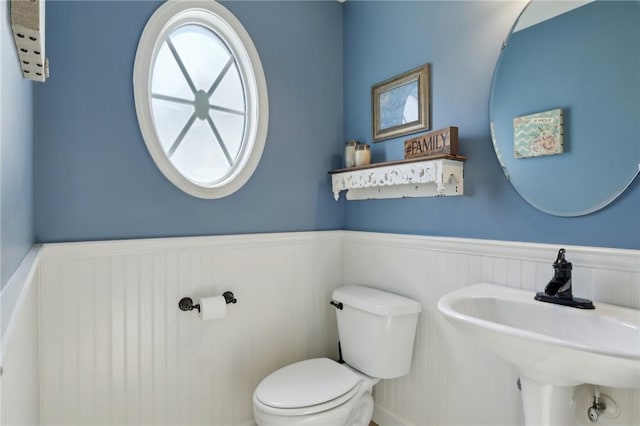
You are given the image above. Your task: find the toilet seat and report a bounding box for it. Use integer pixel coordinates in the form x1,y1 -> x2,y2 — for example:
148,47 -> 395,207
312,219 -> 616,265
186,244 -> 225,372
254,358 -> 361,416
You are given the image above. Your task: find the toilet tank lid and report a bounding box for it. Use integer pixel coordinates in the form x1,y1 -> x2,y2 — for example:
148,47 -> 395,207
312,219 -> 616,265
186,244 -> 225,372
332,285 -> 422,317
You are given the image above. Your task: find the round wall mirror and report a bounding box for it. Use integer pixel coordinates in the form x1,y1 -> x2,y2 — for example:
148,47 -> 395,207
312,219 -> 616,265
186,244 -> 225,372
490,0 -> 639,216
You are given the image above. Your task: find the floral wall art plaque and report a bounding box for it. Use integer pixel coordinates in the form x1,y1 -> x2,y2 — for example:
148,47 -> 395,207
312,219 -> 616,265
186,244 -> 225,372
513,109 -> 564,158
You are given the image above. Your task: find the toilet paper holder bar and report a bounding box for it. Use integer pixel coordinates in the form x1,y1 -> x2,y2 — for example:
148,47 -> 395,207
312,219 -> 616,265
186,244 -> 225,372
179,291 -> 237,313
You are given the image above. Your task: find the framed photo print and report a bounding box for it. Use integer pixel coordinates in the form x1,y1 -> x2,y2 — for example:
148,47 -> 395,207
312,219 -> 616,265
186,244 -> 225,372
372,64 -> 430,142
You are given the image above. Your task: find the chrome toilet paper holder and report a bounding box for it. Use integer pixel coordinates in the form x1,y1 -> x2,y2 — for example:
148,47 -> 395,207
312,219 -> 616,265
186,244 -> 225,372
179,291 -> 237,313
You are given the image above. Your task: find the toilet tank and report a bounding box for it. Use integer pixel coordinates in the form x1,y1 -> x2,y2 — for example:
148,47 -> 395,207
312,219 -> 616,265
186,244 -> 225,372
332,285 -> 421,379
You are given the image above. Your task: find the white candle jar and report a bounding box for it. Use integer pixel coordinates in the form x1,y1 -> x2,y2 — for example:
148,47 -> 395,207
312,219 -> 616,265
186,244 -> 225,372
355,143 -> 371,167
344,140 -> 358,168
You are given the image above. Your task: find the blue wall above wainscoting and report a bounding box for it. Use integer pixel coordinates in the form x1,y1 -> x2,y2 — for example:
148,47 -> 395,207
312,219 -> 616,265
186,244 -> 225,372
34,0 -> 344,242
342,1 -> 639,249
32,1 -> 639,249
1,0 -> 35,289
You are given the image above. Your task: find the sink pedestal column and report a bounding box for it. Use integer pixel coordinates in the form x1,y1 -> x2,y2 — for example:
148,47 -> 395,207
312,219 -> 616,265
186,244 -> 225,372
520,377 -> 576,426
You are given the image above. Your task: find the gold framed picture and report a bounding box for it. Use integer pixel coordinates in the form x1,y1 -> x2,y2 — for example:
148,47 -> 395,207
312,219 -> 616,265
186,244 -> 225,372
372,64 -> 430,142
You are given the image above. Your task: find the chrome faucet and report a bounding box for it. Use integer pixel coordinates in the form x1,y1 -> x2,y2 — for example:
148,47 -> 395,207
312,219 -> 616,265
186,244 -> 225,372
534,248 -> 595,309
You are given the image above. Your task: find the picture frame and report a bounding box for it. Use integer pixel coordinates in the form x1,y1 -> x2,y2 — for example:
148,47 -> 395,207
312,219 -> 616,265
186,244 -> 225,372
513,108 -> 564,159
372,64 -> 430,142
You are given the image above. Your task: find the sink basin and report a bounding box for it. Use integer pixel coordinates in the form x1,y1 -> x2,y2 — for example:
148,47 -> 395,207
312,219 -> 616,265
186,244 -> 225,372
437,283 -> 640,388
438,283 -> 640,425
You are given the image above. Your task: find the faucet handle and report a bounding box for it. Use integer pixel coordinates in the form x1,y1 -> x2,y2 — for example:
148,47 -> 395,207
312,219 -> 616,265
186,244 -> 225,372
553,248 -> 572,270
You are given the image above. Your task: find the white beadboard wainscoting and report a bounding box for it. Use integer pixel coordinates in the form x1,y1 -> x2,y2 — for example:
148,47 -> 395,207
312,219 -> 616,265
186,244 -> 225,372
38,232 -> 343,426
1,231 -> 638,426
343,232 -> 640,426
0,246 -> 42,425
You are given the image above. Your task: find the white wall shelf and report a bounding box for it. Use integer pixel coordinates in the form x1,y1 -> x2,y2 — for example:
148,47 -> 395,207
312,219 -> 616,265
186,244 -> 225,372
329,155 -> 465,201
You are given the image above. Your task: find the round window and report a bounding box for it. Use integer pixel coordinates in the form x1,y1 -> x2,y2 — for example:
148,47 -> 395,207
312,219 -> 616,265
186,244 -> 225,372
133,0 -> 268,199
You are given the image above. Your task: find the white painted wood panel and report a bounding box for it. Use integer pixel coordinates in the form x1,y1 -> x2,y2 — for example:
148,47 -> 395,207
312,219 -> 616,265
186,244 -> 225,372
36,231 -> 640,426
343,232 -> 640,426
0,247 -> 41,426
39,232 -> 343,426
0,275 -> 41,426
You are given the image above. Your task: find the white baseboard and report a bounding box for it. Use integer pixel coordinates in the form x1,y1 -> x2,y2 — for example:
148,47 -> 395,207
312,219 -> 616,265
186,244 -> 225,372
373,404 -> 415,426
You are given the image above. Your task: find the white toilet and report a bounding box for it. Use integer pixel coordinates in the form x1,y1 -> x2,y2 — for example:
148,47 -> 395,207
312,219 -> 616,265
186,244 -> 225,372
253,285 -> 422,426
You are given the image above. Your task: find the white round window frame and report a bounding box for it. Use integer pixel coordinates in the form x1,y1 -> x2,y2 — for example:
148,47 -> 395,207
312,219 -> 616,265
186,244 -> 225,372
133,0 -> 268,199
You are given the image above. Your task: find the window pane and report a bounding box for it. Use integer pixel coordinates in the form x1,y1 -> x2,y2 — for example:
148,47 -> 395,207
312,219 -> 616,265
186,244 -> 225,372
210,110 -> 245,161
171,119 -> 231,184
151,98 -> 194,152
150,23 -> 247,186
152,41 -> 193,100
170,25 -> 231,92
210,63 -> 245,112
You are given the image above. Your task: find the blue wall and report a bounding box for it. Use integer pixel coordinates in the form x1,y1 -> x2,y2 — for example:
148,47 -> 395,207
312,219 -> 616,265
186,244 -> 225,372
1,0 -> 35,289
343,1 -> 639,249
33,1 -> 639,249
35,1 -> 343,243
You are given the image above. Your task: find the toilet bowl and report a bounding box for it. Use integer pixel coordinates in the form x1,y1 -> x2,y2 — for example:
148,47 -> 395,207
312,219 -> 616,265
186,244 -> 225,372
253,285 -> 421,426
253,358 -> 378,426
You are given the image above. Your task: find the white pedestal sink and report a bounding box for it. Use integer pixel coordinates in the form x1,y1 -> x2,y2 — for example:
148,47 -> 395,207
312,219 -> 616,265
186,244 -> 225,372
437,283 -> 640,425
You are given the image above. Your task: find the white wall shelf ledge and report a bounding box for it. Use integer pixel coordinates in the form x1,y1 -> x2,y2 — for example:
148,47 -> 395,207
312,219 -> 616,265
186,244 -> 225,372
329,155 -> 465,201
